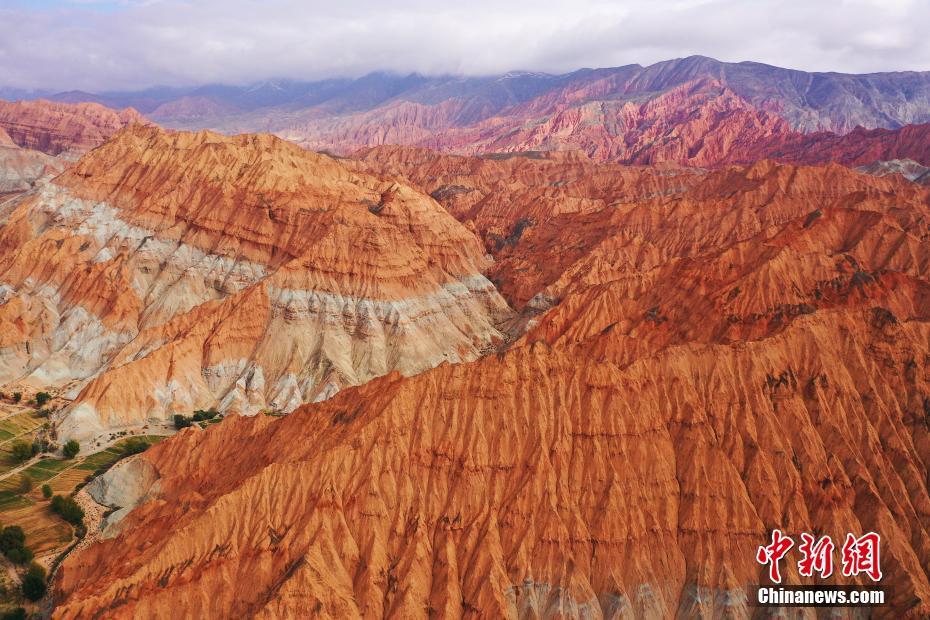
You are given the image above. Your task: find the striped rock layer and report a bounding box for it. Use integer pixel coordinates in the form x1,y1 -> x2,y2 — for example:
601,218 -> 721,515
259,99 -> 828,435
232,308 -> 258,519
0,126 -> 512,443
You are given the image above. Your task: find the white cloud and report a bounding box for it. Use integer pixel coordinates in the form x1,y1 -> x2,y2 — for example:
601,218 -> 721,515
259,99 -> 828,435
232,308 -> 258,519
1,0 -> 929,91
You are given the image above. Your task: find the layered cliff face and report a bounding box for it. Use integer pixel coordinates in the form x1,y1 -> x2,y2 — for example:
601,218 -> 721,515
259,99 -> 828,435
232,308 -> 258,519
0,98 -> 148,157
51,156 -> 930,618
0,125 -> 511,443
351,145 -> 705,307
414,80 -> 930,169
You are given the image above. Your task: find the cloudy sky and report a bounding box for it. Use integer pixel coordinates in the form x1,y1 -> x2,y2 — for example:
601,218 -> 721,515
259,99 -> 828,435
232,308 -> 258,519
2,0 -> 928,91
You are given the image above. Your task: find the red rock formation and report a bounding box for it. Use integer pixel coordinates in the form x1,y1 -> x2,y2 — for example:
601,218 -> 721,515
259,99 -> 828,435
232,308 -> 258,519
351,145 -> 704,307
0,99 -> 148,157
39,67 -> 930,170
412,80 -> 788,167
0,126 -> 511,443
136,57 -> 930,158
283,79 -> 788,167
289,79 -> 930,171
409,81 -> 930,169
50,155 -> 930,618
729,123 -> 930,168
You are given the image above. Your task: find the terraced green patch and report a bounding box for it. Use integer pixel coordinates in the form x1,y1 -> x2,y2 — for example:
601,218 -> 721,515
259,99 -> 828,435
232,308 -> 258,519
0,473 -> 34,493
0,410 -> 43,438
0,430 -> 168,579
48,468 -> 92,495
20,458 -> 73,481
75,435 -> 165,472
33,458 -> 72,471
76,448 -> 123,471
0,490 -> 33,510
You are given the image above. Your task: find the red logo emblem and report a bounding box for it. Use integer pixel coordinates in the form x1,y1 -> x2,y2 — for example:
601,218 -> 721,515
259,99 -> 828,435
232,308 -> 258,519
756,529 -> 794,583
841,532 -> 883,582
797,533 -> 835,578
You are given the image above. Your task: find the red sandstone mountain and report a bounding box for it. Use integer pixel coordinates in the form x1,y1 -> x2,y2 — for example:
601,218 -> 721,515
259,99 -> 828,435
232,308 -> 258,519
0,126 -> 510,444
730,123 -> 930,167
406,79 -> 788,166
48,150 -> 930,618
0,98 -> 148,157
249,78 -> 930,170
124,56 -> 930,135
401,80 -> 930,169
44,56 -> 913,170
15,58 -> 930,170
350,145 -> 705,306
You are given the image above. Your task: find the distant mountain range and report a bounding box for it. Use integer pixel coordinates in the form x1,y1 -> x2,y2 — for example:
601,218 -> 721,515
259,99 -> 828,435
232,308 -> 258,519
5,56 -> 930,131
6,56 -> 930,168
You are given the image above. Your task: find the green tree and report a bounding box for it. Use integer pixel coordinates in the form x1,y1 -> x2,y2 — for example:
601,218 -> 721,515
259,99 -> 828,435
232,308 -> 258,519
26,561 -> 46,580
1,608 -> 26,620
121,437 -> 150,455
174,414 -> 192,429
18,474 -> 33,494
50,495 -> 84,526
34,392 -> 51,407
41,484 -> 52,499
192,408 -> 219,422
0,526 -> 32,565
0,526 -> 25,549
63,440 -> 80,459
12,392 -> 21,403
4,545 -> 32,565
21,566 -> 46,601
10,440 -> 33,463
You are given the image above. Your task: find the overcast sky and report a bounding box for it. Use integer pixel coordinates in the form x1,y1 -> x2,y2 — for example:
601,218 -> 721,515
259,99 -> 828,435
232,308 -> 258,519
2,0 -> 928,91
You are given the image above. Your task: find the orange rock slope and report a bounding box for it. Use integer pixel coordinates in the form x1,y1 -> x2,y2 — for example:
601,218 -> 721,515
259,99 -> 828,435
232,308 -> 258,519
0,126 -> 511,443
0,98 -> 148,157
52,152 -> 930,618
